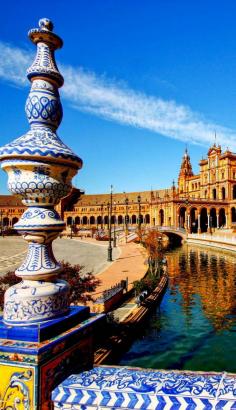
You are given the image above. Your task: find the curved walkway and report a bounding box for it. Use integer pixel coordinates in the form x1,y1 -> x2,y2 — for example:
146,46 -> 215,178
90,242 -> 148,299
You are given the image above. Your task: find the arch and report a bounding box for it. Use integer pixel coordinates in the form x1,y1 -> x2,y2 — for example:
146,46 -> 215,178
111,215 -> 115,224
190,207 -> 198,233
210,208 -> 217,228
139,214 -> 144,224
145,214 -> 150,224
97,215 -> 102,225
219,208 -> 226,227
82,216 -> 88,225
200,207 -> 208,233
67,216 -> 72,226
159,209 -> 164,226
12,217 -> 19,225
233,185 -> 236,199
104,215 -> 109,225
212,188 -> 217,200
179,207 -> 186,229
131,215 -> 137,224
118,215 -> 123,225
90,216 -> 95,225
75,216 -> 80,225
231,207 -> 236,223
3,217 -> 9,227
222,187 -> 226,200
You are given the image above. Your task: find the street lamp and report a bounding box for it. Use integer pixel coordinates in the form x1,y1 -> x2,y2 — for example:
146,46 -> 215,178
70,217 -> 74,239
101,203 -> 104,230
107,185 -> 113,261
137,194 -> 141,240
125,197 -> 129,242
0,210 -> 3,237
113,201 -> 117,247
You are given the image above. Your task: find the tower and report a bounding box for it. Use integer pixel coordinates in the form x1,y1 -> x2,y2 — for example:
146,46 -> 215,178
178,148 -> 193,194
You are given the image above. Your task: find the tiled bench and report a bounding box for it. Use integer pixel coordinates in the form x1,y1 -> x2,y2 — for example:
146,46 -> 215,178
52,365 -> 236,409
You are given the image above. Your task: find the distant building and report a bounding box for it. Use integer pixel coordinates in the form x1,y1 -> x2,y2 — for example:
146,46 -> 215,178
1,144 -> 236,233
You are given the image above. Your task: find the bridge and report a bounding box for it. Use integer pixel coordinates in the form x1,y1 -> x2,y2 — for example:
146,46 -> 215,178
154,226 -> 187,242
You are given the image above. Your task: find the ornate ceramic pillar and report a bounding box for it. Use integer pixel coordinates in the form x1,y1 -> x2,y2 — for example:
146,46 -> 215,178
0,18 -> 82,325
0,19 -> 104,409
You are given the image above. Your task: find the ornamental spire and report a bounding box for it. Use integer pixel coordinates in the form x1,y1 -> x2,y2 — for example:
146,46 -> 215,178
27,18 -> 64,87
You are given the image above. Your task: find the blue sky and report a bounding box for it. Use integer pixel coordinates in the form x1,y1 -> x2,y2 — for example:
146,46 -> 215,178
1,0 -> 236,194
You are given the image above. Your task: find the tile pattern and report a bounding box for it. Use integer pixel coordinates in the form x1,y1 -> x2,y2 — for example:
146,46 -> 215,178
52,366 -> 236,409
0,18 -> 82,324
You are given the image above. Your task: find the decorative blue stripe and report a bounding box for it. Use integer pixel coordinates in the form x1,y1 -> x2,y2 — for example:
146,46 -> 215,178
0,147 -> 82,164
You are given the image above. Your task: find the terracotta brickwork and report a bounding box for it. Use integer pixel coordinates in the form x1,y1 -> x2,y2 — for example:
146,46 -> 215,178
1,144 -> 236,234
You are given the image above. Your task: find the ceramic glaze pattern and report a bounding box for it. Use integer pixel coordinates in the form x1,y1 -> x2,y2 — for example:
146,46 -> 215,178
0,18 -> 82,324
52,366 -> 236,409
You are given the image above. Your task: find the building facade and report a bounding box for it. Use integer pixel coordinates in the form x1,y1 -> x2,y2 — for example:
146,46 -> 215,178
1,143 -> 236,234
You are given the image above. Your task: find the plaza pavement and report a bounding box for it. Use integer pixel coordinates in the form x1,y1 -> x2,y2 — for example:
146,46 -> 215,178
0,237 -> 148,306
0,236 -> 120,275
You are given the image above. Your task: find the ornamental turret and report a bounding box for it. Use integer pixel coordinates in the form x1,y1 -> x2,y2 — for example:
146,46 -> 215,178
0,19 -> 82,325
178,148 -> 193,194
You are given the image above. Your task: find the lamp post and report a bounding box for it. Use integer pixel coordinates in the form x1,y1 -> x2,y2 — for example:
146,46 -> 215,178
137,194 -> 141,240
125,197 -> 129,242
107,185 -> 113,261
0,210 -> 3,237
70,217 -> 74,239
113,201 -> 117,247
101,203 -> 104,231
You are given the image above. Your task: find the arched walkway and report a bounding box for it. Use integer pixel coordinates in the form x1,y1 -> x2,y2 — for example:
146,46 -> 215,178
210,208 -> 217,228
190,207 -> 197,233
179,207 -> 186,229
231,207 -> 236,224
82,216 -> 88,225
97,216 -> 102,226
104,215 -> 109,225
131,215 -> 137,224
200,208 -> 208,233
145,214 -> 150,224
118,215 -> 123,225
12,217 -> 19,225
90,216 -> 95,225
219,208 -> 226,228
67,216 -> 72,226
75,216 -> 80,225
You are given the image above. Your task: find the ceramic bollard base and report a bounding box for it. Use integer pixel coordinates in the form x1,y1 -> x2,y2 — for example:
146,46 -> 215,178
0,307 -> 104,410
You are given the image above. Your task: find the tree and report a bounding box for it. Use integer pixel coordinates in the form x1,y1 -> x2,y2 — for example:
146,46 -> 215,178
0,261 -> 101,311
144,230 -> 164,278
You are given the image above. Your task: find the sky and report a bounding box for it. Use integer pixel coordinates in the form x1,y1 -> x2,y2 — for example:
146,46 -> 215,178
1,0 -> 236,195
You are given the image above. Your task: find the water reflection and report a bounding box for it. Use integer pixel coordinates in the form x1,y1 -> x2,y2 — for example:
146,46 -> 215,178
119,243 -> 236,372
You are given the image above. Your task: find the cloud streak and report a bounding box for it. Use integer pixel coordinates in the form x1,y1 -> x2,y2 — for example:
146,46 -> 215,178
0,41 -> 236,148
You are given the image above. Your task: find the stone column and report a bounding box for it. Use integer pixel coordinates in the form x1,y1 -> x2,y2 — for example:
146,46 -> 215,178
217,213 -> 219,229
207,214 -> 211,233
198,214 -> 201,233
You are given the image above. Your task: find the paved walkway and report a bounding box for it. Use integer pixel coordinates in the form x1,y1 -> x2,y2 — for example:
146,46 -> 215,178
90,242 -> 148,299
0,236 -> 120,275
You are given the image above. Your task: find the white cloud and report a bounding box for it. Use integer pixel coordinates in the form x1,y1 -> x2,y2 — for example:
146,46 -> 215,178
0,41 -> 236,148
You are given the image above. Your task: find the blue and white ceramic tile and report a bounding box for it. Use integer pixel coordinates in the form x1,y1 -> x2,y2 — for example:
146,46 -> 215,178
0,18 -> 82,324
52,366 -> 236,410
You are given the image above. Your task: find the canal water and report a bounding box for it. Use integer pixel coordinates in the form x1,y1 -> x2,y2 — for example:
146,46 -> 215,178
119,243 -> 236,372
